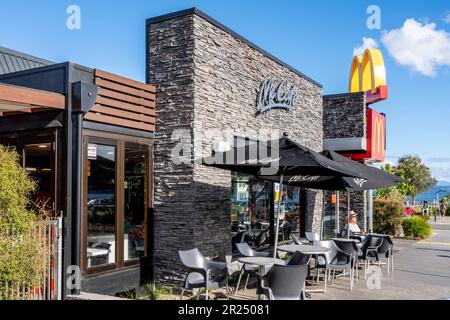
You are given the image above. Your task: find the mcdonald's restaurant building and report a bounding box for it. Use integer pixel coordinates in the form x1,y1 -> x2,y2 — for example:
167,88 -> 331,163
0,8 -> 387,297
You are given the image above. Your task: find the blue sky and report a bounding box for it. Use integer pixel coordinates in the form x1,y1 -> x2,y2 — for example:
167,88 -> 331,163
1,0 -> 449,182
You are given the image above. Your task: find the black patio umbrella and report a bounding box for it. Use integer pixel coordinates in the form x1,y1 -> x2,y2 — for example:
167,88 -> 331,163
276,150 -> 406,191
274,149 -> 406,236
203,136 -> 366,257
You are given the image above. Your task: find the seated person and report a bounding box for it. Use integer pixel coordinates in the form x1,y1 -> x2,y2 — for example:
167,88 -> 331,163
347,211 -> 361,234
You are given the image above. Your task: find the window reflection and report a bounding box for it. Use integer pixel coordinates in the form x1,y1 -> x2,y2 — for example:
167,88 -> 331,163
87,144 -> 116,268
124,147 -> 146,260
24,143 -> 54,212
278,185 -> 301,241
322,191 -> 337,239
231,173 -> 271,252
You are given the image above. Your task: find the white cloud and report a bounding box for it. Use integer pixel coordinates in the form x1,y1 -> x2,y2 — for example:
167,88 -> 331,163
381,19 -> 450,77
429,166 -> 450,183
353,37 -> 378,56
426,157 -> 450,183
444,12 -> 450,24
427,157 -> 450,163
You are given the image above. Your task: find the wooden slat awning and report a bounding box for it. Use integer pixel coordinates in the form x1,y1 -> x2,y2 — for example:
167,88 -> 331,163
85,69 -> 156,132
0,83 -> 65,116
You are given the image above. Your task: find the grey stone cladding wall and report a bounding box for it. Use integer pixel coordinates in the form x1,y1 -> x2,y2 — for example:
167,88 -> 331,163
323,92 -> 366,139
148,12 -> 324,283
323,92 -> 368,233
148,15 -> 197,283
338,190 -> 367,233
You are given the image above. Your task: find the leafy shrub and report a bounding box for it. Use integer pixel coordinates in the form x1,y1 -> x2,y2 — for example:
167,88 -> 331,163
373,199 -> 404,235
143,281 -> 169,300
446,207 -> 450,216
121,282 -> 169,300
414,213 -> 430,221
0,145 -> 49,299
402,216 -> 432,239
0,145 -> 36,235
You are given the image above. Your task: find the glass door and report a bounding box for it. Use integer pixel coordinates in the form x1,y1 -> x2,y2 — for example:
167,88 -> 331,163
86,142 -> 117,269
82,132 -> 152,274
124,145 -> 148,262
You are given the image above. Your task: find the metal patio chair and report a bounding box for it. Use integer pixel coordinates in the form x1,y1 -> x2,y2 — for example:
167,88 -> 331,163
313,240 -> 355,291
332,239 -> 360,282
291,233 -> 302,245
305,232 -> 320,243
179,248 -> 229,300
359,235 -> 384,279
376,235 -> 394,276
257,264 -> 308,300
234,242 -> 271,295
285,251 -> 311,266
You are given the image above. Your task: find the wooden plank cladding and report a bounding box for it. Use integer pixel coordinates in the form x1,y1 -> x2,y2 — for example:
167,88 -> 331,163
89,69 -> 156,132
0,82 -> 66,116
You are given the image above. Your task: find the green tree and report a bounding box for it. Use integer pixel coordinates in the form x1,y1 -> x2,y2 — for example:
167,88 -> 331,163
376,163 -> 409,201
393,155 -> 437,205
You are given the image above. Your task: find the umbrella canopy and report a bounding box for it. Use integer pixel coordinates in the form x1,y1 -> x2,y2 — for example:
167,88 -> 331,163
275,150 -> 406,238
267,150 -> 405,191
203,138 -> 365,180
203,136 -> 366,258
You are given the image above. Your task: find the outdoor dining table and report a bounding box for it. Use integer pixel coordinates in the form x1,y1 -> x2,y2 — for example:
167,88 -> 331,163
237,256 -> 285,300
278,244 -> 331,294
331,238 -> 361,243
278,244 -> 330,255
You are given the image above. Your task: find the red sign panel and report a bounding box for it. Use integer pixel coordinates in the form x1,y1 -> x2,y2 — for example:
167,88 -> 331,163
343,108 -> 386,162
367,108 -> 386,162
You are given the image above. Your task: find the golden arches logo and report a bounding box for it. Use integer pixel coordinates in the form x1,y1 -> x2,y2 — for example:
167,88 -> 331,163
349,49 -> 386,93
372,116 -> 385,158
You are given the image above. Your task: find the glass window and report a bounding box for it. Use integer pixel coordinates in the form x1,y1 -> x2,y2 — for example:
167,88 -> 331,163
124,147 -> 146,261
231,173 -> 271,252
277,185 -> 301,241
24,143 -> 54,212
87,144 -> 116,268
322,191 -> 337,239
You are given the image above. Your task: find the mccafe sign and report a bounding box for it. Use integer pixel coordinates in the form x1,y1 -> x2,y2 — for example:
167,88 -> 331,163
256,79 -> 298,116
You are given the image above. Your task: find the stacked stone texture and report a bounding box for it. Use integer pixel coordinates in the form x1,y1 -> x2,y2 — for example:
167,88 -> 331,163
149,13 -> 324,283
323,92 -> 366,139
323,92 -> 368,232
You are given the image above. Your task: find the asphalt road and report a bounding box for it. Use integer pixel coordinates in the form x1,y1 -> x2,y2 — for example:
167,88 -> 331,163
315,217 -> 450,300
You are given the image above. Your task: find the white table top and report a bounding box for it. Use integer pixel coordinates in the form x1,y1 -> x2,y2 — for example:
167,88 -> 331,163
278,244 -> 330,255
87,248 -> 110,257
331,238 -> 361,243
238,257 -> 285,266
